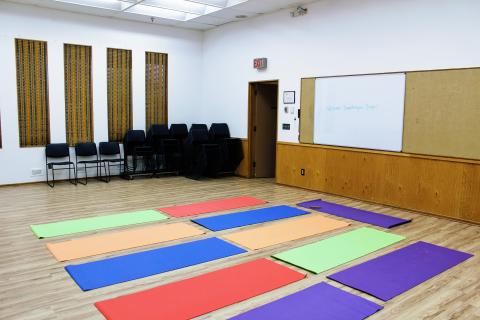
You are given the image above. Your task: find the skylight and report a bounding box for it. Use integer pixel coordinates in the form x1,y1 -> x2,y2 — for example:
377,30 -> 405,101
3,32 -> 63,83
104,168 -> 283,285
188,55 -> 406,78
53,0 -> 248,21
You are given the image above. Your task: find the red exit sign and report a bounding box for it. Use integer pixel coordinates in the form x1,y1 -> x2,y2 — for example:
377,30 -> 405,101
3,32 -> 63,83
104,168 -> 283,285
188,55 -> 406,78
253,58 -> 267,70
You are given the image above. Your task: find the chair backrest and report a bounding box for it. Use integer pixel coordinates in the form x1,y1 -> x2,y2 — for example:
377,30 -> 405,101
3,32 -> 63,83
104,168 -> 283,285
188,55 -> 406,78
190,123 -> 208,133
124,130 -> 146,144
169,124 -> 188,140
147,124 -> 170,142
187,128 -> 209,144
45,143 -> 70,158
99,142 -> 120,156
209,123 -> 231,139
75,142 -> 98,157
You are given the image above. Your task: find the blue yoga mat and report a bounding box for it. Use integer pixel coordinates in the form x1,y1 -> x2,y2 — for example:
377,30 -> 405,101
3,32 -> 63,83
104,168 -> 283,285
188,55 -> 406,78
192,205 -> 310,231
65,237 -> 246,291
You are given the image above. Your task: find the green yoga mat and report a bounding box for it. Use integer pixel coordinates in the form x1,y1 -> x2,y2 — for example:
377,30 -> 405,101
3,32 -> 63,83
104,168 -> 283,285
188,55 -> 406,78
30,210 -> 168,238
273,227 -> 404,274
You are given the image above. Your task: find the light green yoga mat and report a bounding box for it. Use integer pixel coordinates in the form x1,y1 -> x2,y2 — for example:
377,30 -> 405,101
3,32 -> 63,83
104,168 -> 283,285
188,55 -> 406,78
272,227 -> 404,274
30,210 -> 168,238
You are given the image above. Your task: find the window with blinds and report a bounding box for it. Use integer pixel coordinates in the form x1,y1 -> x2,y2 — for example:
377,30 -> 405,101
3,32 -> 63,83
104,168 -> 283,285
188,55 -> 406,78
64,44 -> 93,145
107,48 -> 132,142
145,52 -> 168,129
15,39 -> 50,147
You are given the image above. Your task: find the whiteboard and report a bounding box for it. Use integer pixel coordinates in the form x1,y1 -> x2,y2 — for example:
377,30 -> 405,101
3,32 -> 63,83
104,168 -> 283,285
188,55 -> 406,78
313,73 -> 406,151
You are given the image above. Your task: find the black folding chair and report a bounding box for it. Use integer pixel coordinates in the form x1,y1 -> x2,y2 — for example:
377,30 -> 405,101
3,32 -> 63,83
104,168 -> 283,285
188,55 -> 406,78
99,142 -> 124,182
123,130 -> 154,179
75,142 -> 105,185
45,143 -> 76,188
209,123 -> 244,174
169,124 -> 188,141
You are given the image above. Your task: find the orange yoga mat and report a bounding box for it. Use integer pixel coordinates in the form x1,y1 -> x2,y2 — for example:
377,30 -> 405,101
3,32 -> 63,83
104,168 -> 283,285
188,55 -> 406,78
157,196 -> 267,217
47,222 -> 205,261
222,214 -> 350,250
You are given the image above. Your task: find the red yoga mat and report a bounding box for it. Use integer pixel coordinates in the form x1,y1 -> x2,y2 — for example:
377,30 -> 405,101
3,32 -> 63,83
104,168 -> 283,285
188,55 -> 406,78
95,259 -> 305,320
157,196 -> 267,217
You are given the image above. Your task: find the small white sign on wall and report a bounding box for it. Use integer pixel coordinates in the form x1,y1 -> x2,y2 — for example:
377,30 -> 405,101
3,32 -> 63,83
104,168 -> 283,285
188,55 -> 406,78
283,91 -> 295,104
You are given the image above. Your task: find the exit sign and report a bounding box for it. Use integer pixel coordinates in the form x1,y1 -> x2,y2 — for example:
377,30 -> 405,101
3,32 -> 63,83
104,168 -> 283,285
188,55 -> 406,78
253,58 -> 267,70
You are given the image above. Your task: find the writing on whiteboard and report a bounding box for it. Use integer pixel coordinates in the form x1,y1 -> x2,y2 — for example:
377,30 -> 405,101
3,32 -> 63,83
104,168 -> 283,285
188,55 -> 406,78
327,105 -> 378,112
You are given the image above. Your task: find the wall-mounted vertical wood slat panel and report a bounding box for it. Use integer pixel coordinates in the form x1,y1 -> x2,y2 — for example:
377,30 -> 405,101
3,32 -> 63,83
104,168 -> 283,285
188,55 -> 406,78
299,78 -> 315,144
145,52 -> 168,129
64,44 -> 93,145
107,48 -> 132,142
15,39 -> 50,147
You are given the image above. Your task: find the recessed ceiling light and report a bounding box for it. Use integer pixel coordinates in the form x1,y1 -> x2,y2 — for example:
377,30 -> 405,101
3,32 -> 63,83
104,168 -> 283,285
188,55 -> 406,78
235,14 -> 247,18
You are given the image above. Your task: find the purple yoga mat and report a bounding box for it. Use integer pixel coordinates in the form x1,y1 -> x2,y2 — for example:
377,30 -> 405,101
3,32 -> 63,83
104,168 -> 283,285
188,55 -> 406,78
298,199 -> 411,228
230,282 -> 383,320
328,241 -> 473,301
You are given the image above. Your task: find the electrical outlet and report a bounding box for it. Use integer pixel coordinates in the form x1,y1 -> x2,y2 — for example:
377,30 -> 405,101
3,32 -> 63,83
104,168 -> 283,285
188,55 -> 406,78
300,168 -> 305,176
31,168 -> 43,176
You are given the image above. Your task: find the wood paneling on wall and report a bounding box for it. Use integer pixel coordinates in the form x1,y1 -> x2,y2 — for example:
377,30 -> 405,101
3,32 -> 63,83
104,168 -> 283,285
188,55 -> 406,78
235,139 -> 250,178
276,142 -> 480,224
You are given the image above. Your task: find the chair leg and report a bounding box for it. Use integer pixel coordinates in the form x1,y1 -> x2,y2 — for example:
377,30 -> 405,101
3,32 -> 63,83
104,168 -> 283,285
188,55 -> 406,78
68,164 -> 76,185
52,166 -> 56,187
84,163 -> 88,185
71,164 -> 77,185
76,163 -> 87,185
75,163 -> 78,184
100,162 -> 108,183
46,165 -> 54,188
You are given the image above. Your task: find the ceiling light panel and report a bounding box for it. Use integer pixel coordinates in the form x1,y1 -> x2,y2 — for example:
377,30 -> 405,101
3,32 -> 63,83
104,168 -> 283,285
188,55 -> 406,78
54,0 -> 134,11
190,0 -> 228,7
142,0 -> 221,15
125,3 -> 201,21
53,0 -> 250,23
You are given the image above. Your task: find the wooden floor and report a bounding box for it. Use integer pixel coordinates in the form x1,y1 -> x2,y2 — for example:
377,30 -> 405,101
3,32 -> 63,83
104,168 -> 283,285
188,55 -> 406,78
0,176 -> 478,320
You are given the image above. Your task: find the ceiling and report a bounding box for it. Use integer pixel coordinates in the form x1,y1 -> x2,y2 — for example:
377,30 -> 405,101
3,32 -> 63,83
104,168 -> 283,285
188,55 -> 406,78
4,0 -> 315,30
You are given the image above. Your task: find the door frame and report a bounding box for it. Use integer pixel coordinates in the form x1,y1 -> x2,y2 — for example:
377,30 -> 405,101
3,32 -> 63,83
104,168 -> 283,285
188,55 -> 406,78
247,80 -> 280,178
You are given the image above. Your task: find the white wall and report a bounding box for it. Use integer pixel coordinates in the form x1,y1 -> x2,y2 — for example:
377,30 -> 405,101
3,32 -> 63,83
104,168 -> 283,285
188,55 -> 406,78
201,0 -> 480,142
2,0 -> 480,185
0,2 -> 203,185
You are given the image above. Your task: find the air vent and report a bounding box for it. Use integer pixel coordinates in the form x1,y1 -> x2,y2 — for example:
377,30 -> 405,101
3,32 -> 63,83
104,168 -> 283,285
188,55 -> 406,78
31,168 -> 43,176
